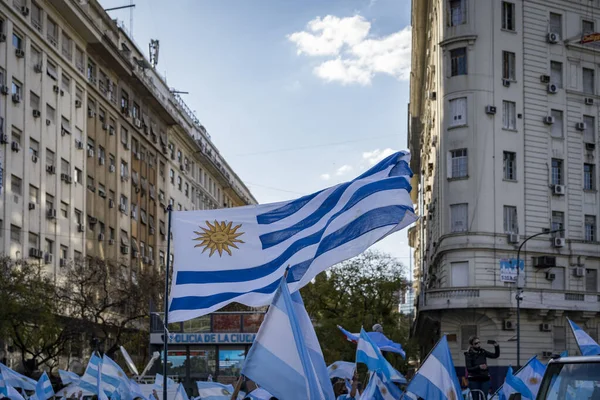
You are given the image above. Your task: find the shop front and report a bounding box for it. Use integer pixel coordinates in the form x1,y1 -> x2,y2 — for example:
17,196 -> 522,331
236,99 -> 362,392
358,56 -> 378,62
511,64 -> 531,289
149,311 -> 265,394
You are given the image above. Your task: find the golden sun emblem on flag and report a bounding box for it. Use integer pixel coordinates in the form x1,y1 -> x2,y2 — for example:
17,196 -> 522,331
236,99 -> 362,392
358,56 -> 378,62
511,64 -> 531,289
528,376 -> 540,385
447,390 -> 457,400
193,220 -> 245,257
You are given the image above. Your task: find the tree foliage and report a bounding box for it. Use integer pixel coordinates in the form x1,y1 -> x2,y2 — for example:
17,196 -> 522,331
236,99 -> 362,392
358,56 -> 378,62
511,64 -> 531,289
300,250 -> 416,373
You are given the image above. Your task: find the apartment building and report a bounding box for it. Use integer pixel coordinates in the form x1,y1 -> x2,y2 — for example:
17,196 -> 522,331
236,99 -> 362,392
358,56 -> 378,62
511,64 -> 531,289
409,0 -> 600,381
0,0 -> 255,277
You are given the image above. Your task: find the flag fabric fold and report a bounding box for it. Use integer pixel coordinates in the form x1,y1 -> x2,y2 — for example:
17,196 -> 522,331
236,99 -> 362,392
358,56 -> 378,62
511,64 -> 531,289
32,371 -> 54,400
242,276 -> 335,400
568,319 -> 600,356
153,373 -> 176,390
168,151 -> 416,322
356,328 -> 406,384
360,371 -> 402,400
404,336 -> 462,400
0,363 -> 37,391
195,381 -> 236,400
101,354 -> 131,400
59,370 -> 81,386
499,366 -> 534,400
173,383 -> 189,400
245,387 -> 273,400
338,326 -> 406,358
327,361 -> 356,380
6,385 -> 26,400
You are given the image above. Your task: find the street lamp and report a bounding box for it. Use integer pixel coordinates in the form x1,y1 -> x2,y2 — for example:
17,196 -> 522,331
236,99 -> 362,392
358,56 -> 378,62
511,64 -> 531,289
515,228 -> 564,368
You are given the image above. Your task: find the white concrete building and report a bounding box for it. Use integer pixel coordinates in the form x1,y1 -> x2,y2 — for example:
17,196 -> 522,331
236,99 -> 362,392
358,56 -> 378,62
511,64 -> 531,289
409,0 -> 600,383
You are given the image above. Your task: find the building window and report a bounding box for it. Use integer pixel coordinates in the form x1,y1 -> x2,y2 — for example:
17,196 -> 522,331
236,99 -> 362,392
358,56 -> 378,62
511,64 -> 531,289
87,59 -> 96,83
29,139 -> 39,157
75,46 -> 84,73
60,245 -> 68,260
61,74 -> 71,93
46,194 -> 54,211
583,20 -> 595,35
551,159 -> 563,185
552,267 -> 565,290
550,61 -> 562,88
585,215 -> 596,242
551,109 -> 563,138
583,68 -> 595,95
550,13 -> 562,36
121,89 -> 129,111
28,233 -> 39,251
120,195 -> 128,211
449,149 -> 468,178
503,151 -> 517,180
29,185 -> 39,204
11,175 -> 22,196
60,202 -> 68,218
503,206 -> 518,234
46,149 -> 55,167
31,2 -> 42,32
450,48 -> 467,76
62,32 -> 73,61
74,168 -> 82,184
461,325 -> 477,350
74,209 -> 82,225
46,18 -> 58,47
45,239 -> 54,255
586,269 -> 598,292
502,51 -> 516,81
10,225 -> 21,244
31,47 -> 42,68
12,80 -> 22,97
552,211 -> 564,238
177,176 -> 182,191
449,97 -> 467,127
553,326 -> 566,353
502,101 -> 516,130
120,160 -> 128,179
450,203 -> 468,233
449,0 -> 466,26
451,261 -> 469,287
132,102 -> 140,119
170,169 -> 175,184
121,127 -> 128,146
46,104 -> 55,124
501,2 -> 515,31
584,163 -> 595,191
584,115 -> 595,144
12,32 -> 22,50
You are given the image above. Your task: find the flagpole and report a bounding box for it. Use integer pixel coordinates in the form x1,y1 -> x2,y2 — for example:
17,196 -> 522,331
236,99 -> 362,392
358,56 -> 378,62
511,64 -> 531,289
162,205 -> 173,400
488,356 -> 536,399
229,375 -> 244,400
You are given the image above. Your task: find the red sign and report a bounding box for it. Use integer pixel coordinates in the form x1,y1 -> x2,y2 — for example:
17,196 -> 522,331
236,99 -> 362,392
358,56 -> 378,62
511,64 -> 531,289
582,33 -> 600,44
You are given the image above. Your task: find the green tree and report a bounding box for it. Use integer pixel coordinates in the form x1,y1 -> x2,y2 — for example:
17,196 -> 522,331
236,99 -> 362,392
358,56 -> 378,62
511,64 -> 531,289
300,250 -> 415,373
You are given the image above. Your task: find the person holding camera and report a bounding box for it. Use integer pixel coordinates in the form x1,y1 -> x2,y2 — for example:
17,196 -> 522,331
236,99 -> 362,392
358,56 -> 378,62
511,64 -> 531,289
464,336 -> 500,400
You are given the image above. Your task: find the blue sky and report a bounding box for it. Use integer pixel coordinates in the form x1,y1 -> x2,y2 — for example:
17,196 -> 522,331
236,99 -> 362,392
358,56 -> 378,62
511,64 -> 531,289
98,0 -> 414,275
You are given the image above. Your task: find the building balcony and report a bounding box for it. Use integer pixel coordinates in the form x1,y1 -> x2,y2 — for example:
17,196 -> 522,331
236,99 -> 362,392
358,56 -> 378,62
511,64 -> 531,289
420,286 -> 600,313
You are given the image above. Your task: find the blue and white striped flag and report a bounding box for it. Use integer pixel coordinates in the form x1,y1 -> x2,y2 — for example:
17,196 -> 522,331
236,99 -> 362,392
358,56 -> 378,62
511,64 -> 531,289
101,354 -> 131,400
6,385 -> 26,400
517,357 -> 546,398
242,276 -> 335,400
360,371 -> 401,400
404,336 -> 462,400
338,326 -> 406,358
327,361 -> 355,380
97,357 -> 109,400
499,366 -> 533,400
568,319 -> 600,356
0,372 -> 6,396
168,151 -> 416,321
32,371 -> 54,400
245,387 -> 273,400
356,328 -> 405,383
79,354 -> 103,394
153,373 -> 176,390
59,370 -> 80,386
0,363 -> 36,390
195,381 -> 236,400
173,383 -> 189,400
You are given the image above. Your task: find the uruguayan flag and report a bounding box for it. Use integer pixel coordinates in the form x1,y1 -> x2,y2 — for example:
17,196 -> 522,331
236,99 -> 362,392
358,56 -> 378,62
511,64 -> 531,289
338,326 -> 406,358
360,371 -> 401,400
327,361 -> 355,380
245,387 -> 273,400
499,366 -> 533,400
31,371 -> 54,400
59,370 -> 80,386
168,151 -> 416,321
404,336 -> 462,400
0,363 -> 36,390
356,329 -> 405,383
568,319 -> 600,356
242,276 -> 335,400
195,381 -> 235,400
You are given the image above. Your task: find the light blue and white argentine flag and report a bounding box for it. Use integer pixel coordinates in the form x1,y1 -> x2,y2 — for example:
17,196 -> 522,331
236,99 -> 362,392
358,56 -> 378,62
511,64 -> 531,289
168,151 -> 416,321
242,276 -> 335,400
101,354 -> 131,399
195,381 -> 236,400
516,357 -> 546,398
153,373 -> 176,390
32,371 -> 54,400
327,361 -> 355,380
499,366 -> 533,400
59,370 -> 81,386
173,383 -> 189,400
360,371 -> 402,400
0,372 -> 6,396
6,385 -> 26,400
568,319 -> 600,356
356,328 -> 404,383
404,336 -> 462,400
245,387 -> 273,400
0,363 -> 37,390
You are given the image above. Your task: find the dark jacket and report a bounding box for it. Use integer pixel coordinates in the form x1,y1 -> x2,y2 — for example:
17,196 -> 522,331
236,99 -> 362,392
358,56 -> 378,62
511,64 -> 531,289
464,345 -> 500,382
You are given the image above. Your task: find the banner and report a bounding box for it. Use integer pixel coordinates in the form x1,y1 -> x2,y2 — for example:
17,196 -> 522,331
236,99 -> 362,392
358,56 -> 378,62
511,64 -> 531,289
582,33 -> 600,44
499,258 -> 524,283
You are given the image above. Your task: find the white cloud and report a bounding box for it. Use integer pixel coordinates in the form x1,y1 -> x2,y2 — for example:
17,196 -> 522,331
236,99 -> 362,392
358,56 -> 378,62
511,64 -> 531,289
320,173 -> 331,180
362,148 -> 397,165
288,15 -> 411,85
336,164 -> 353,176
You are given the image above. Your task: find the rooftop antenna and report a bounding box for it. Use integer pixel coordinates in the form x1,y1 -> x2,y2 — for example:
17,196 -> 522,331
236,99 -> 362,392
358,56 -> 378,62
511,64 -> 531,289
149,39 -> 160,68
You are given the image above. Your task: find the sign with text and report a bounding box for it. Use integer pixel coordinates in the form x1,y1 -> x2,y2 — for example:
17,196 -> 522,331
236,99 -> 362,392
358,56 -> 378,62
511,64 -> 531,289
150,332 -> 256,345
499,258 -> 525,283
582,33 -> 600,44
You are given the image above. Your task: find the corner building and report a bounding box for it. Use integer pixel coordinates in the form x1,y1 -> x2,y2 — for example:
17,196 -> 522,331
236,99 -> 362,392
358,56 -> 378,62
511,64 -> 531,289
409,0 -> 600,386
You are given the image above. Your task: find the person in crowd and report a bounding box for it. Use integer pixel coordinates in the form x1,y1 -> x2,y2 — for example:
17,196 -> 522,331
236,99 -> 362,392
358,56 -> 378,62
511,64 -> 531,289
333,371 -> 359,400
464,336 -> 500,400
